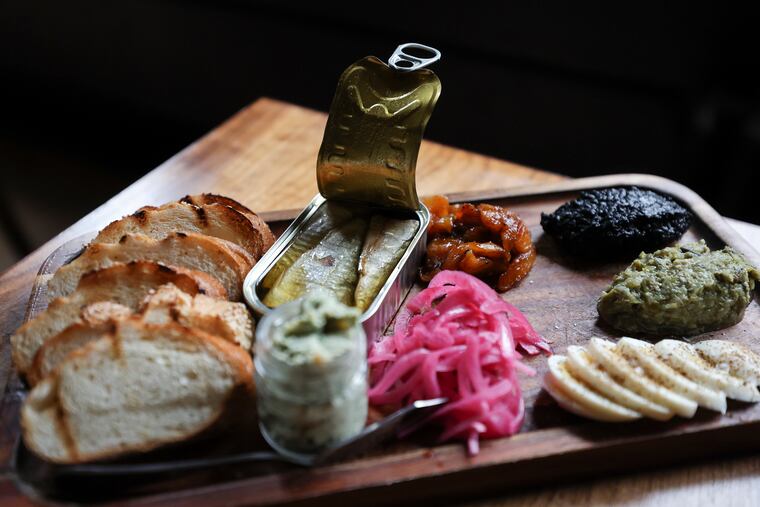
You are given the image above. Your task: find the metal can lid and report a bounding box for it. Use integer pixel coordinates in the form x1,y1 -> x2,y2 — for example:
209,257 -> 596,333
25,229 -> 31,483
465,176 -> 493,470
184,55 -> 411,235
317,45 -> 442,211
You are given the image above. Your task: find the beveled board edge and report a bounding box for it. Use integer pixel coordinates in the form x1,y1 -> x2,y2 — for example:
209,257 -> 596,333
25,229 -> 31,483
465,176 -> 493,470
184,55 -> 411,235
4,173 -> 760,507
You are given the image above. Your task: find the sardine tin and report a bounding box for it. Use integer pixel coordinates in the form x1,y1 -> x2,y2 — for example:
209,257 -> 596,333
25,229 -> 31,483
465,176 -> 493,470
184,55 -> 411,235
244,195 -> 429,340
243,45 -> 440,340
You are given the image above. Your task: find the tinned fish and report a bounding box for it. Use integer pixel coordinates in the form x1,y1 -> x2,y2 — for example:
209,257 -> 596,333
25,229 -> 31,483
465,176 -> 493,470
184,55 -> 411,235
263,218 -> 368,307
261,203 -> 356,289
354,215 -> 418,311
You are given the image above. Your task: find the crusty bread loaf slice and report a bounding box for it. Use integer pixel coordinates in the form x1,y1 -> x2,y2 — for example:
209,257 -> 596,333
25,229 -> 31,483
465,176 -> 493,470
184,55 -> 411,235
47,233 -> 252,301
181,194 -> 275,254
140,284 -> 254,352
180,193 -> 255,216
77,260 -> 227,300
21,319 -> 254,464
29,285 -> 255,385
94,201 -> 267,259
28,302 -> 131,385
12,261 -> 225,378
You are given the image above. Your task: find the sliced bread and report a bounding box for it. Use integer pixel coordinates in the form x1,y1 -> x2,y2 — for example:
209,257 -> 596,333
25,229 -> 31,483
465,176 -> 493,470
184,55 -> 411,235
12,261 -> 225,377
180,193 -> 256,216
180,194 -> 275,254
94,201 -> 268,259
29,285 -> 255,385
140,284 -> 254,352
76,260 -> 227,300
47,233 -> 253,301
28,302 -> 131,385
21,319 -> 254,464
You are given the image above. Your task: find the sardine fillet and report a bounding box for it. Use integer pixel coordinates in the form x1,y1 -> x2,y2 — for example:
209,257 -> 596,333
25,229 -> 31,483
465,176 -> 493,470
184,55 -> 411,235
261,203 -> 354,289
354,216 -> 418,311
263,218 -> 368,307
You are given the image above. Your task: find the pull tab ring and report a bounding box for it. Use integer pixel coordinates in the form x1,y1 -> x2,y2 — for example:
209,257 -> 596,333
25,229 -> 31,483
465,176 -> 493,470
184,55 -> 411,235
388,43 -> 441,72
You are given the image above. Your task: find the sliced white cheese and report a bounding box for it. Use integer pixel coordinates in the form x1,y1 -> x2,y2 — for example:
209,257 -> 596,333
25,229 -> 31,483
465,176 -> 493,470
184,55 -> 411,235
655,340 -> 760,403
543,373 -> 609,422
616,338 -> 727,414
694,340 -> 760,386
543,337 -> 760,423
565,345 -> 673,421
546,355 -> 641,422
586,337 -> 698,418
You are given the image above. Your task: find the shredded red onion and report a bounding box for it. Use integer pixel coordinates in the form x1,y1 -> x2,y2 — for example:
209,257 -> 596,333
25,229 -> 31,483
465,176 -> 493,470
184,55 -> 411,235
368,270 -> 551,455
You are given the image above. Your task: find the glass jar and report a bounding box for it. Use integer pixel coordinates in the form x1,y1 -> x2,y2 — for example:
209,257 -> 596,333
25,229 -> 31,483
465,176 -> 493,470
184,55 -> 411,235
254,297 -> 368,456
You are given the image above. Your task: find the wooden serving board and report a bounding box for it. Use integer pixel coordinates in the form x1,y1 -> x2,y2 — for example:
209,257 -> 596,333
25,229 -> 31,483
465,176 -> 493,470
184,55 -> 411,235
4,174 -> 760,506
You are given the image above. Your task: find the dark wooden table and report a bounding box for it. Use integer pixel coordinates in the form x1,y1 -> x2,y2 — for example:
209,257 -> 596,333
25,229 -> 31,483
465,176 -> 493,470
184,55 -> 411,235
2,98 -> 759,506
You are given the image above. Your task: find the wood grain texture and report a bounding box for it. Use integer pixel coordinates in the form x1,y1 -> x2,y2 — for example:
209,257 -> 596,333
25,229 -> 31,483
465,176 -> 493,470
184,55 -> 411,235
1,99 -> 760,506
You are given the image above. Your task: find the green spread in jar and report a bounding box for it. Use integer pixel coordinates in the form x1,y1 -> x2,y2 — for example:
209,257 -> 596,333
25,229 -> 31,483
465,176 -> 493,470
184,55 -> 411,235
597,241 -> 760,336
271,294 -> 360,366
255,292 -> 368,454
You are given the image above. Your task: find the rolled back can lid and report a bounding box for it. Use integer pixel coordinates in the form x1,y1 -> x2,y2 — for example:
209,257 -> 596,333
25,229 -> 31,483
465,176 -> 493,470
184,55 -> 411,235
317,44 -> 442,211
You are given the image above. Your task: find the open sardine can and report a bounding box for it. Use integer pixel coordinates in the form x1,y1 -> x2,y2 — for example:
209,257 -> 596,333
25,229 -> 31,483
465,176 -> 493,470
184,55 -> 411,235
243,43 -> 442,340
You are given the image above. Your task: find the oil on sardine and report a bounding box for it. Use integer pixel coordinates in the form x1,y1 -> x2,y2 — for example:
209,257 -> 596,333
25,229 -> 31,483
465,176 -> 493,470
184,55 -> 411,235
354,215 -> 418,311
263,218 -> 368,307
261,202 -> 355,289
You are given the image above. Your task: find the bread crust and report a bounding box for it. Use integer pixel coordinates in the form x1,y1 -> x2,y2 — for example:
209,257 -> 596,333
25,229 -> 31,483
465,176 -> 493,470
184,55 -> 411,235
48,233 -> 252,300
180,193 -> 255,216
181,194 -> 275,254
95,202 -> 268,259
77,261 -> 227,299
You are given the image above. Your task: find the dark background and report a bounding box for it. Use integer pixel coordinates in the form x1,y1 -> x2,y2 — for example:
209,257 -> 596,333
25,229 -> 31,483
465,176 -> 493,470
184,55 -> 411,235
1,1 -> 758,272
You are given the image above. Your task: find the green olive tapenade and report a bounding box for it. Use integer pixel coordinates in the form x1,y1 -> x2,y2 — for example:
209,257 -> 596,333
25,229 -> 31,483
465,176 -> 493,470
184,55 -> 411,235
597,241 -> 760,336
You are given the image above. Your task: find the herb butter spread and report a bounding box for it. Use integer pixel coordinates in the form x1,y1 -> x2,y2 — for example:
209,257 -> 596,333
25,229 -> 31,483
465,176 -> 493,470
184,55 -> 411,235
598,241 -> 760,336
271,294 -> 360,366
255,292 -> 368,454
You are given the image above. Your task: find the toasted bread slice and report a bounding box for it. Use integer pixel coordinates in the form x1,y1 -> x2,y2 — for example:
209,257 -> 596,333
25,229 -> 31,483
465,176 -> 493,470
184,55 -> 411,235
181,193 -> 255,216
29,285 -> 254,385
48,233 -> 252,301
12,261 -> 225,377
77,260 -> 227,300
28,302 -> 131,385
95,201 -> 267,259
21,319 -> 254,464
140,284 -> 254,352
181,194 -> 275,254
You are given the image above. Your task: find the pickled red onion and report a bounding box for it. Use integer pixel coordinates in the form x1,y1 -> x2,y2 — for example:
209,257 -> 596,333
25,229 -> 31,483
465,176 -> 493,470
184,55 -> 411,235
368,270 -> 551,455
